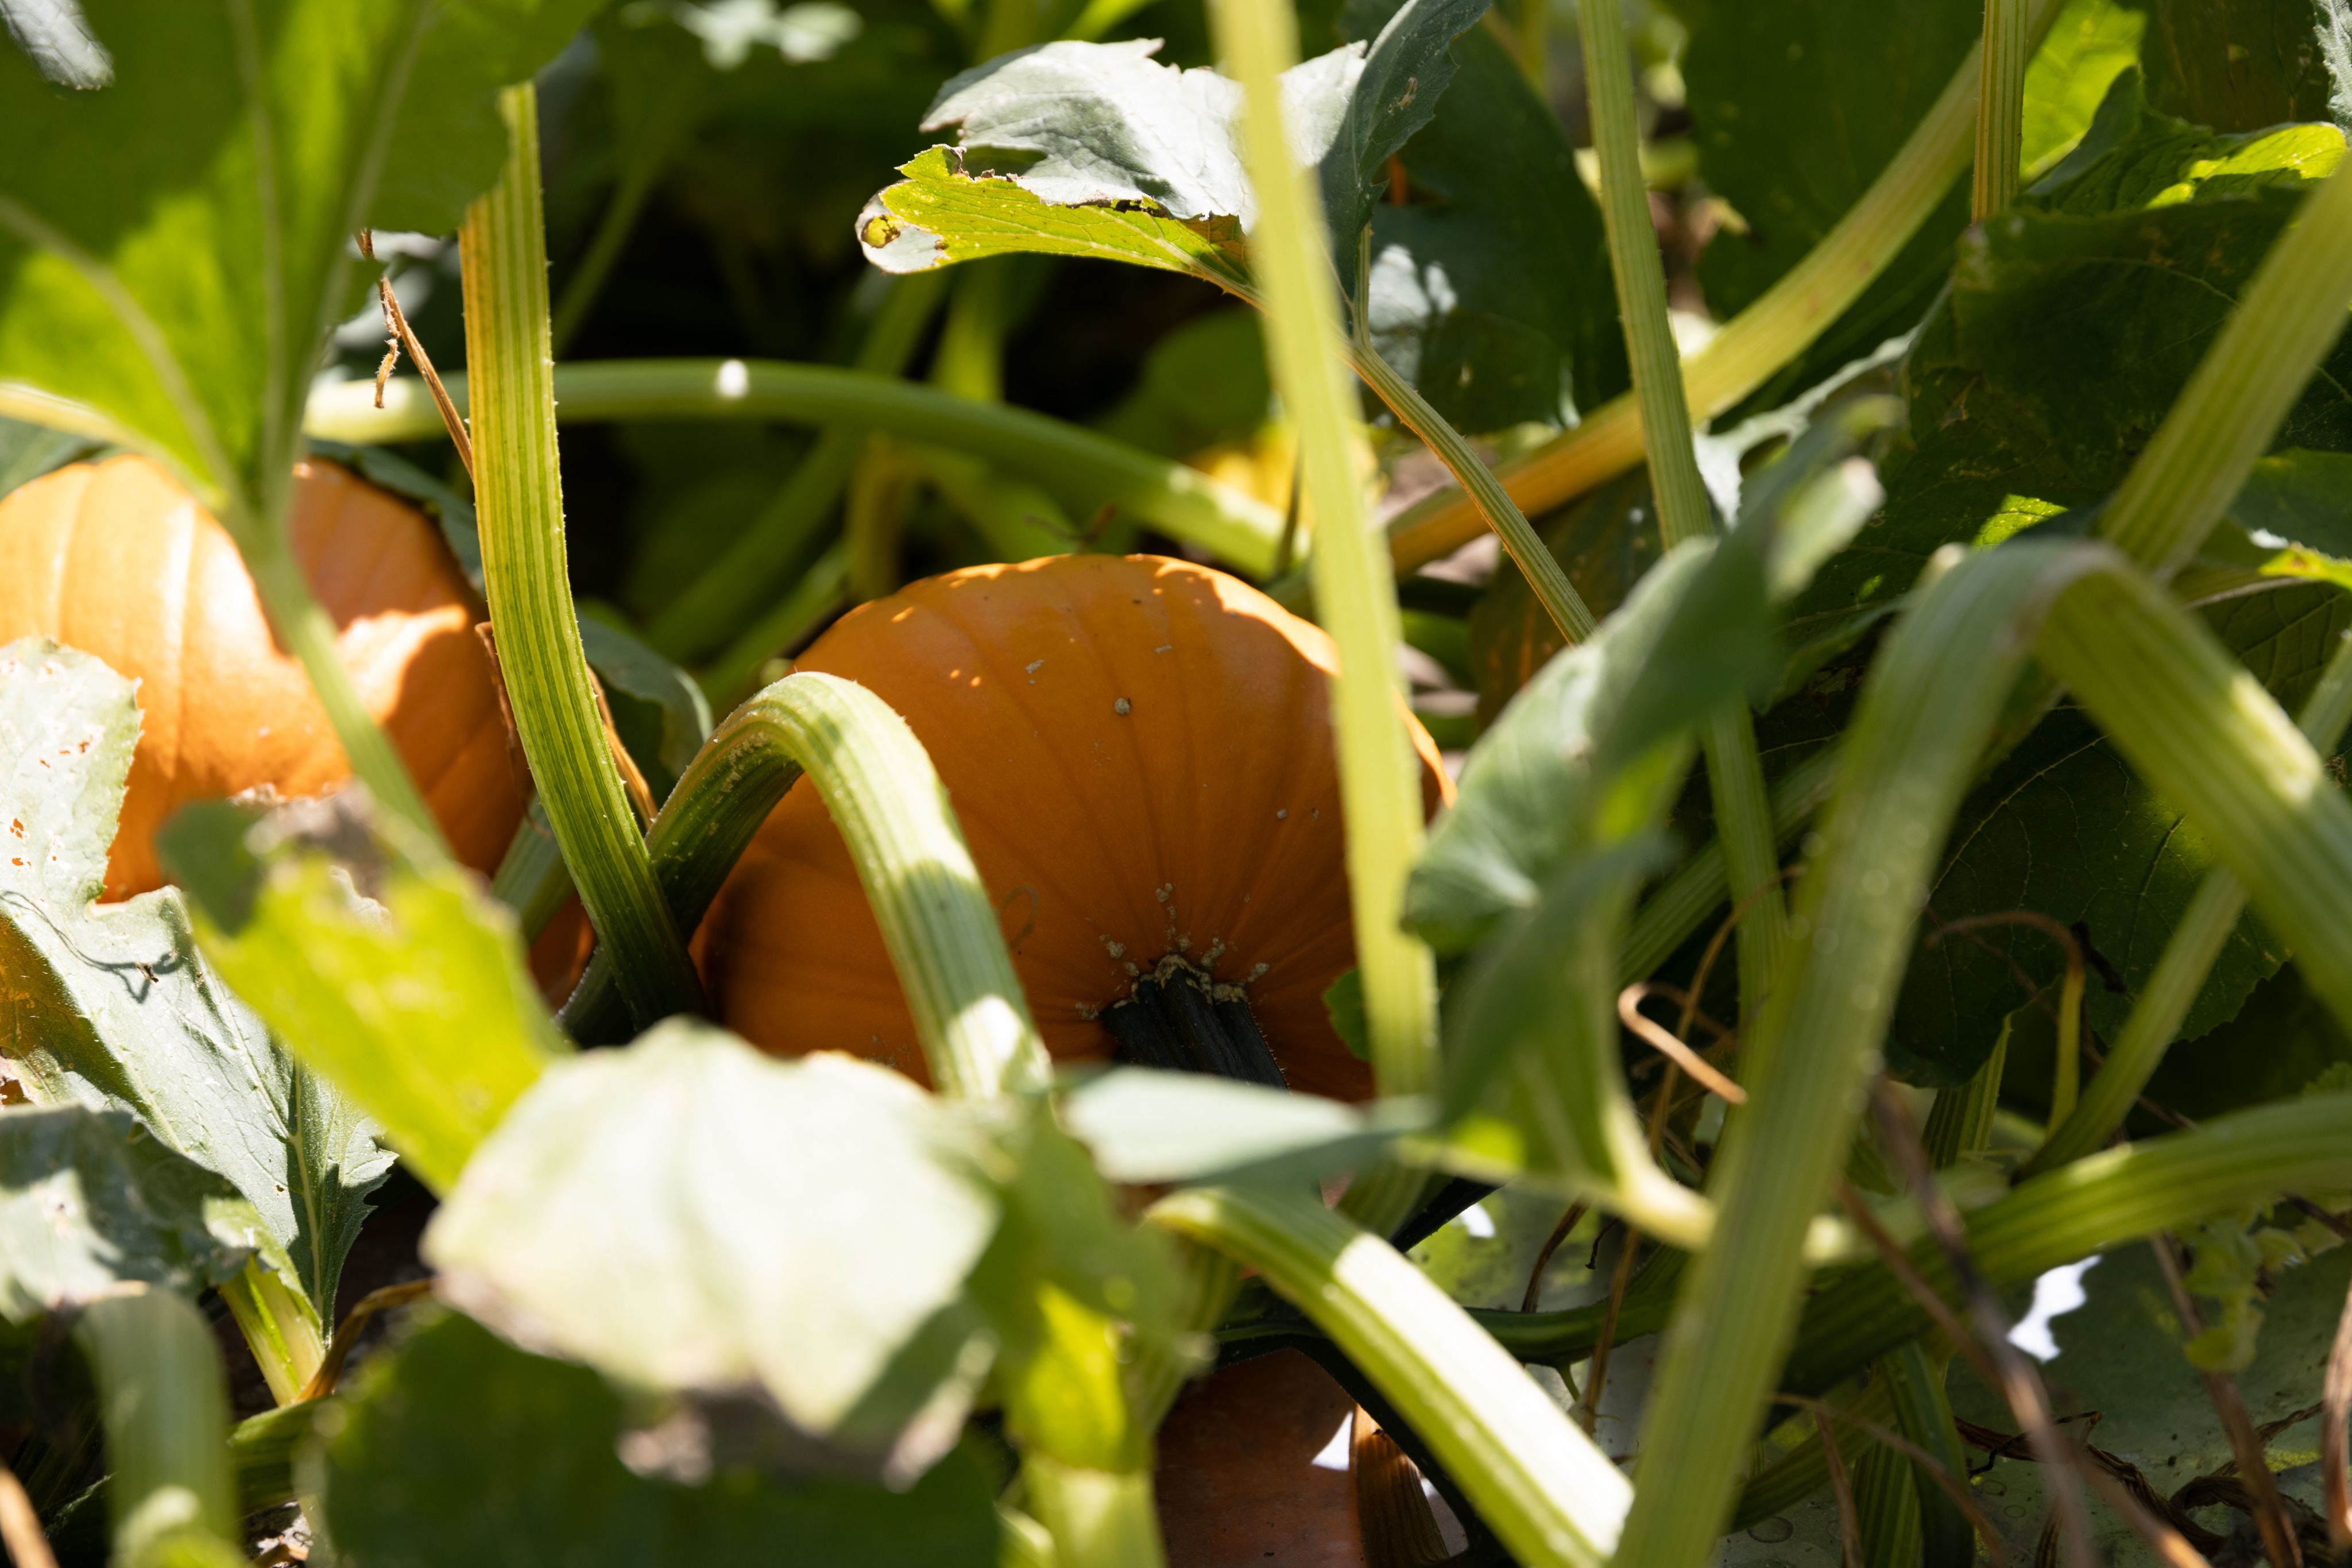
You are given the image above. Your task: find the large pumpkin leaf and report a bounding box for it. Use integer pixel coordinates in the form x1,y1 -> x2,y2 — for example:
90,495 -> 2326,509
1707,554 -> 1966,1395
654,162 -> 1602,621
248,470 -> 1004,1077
0,1104 -> 260,1322
0,638 -> 388,1325
315,1308 -> 1001,1568
1347,0 -> 1624,434
425,1021 -> 1006,1484
2137,0 -> 2349,133
0,0 -> 599,544
160,792 -> 561,1197
855,0 -> 1488,291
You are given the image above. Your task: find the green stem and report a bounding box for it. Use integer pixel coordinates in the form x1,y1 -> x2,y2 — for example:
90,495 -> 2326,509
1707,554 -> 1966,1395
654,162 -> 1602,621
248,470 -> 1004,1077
1972,0 -> 2029,220
461,83 -> 703,1030
239,529 -> 441,850
1345,342 -> 1596,643
1150,1185 -> 1631,1568
644,277 -> 945,662
563,672 -> 1052,1098
1386,0 -> 2069,576
1786,1091 -> 2352,1395
1211,0 -> 1441,1241
2098,164 -> 2352,578
216,1261 -> 323,1408
75,1288 -> 243,1568
305,359 -> 1285,576
1579,0 -> 1786,1023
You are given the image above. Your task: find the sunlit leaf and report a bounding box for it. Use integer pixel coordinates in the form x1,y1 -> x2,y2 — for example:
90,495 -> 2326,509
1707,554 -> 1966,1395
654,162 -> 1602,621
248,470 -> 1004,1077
0,638 -> 388,1323
160,791 -> 559,1195
0,1104 -> 260,1321
1055,1067 -> 1414,1184
316,1308 -> 1002,1568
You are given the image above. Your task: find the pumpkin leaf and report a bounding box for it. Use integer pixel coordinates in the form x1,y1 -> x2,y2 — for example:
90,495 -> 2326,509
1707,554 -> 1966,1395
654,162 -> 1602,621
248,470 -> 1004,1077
856,0 -> 1490,292
424,1021 -> 1004,1485
0,412 -> 97,499
0,637 -> 389,1326
0,0 -> 599,546
579,617 -> 715,807
1055,1067 -> 1426,1184
1350,5 -> 1625,433
2136,0 -> 2349,133
0,1104 -> 261,1322
2026,67 -> 2346,216
314,1308 -> 1002,1568
2018,0 -> 2148,176
158,789 -> 560,1196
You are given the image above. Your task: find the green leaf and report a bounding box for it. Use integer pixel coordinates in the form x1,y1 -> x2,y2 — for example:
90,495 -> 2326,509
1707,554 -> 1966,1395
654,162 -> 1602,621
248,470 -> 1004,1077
1351,10 -> 1626,433
0,0 -> 598,540
0,1104 -> 260,1321
160,791 -> 559,1197
1055,1068 -> 1415,1184
1315,0 -> 1488,254
579,615 -> 714,806
2020,0 -> 2148,175
1886,584 -> 2352,1086
315,1308 -> 1001,1568
0,638 -> 388,1323
424,1021 -> 1002,1484
2027,67 -> 2345,215
2137,0 -> 2347,133
0,411 -> 96,497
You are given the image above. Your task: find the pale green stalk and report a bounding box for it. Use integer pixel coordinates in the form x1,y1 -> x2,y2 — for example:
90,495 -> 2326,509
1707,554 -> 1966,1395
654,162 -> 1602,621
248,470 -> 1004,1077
1580,0 -> 1785,1023
2099,165 -> 2352,578
305,360 -> 1283,575
563,672 -> 1051,1097
1388,0 -> 2068,575
462,84 -> 702,1029
1150,1185 -> 1630,1568
216,1261 -> 323,1408
2030,622 -> 2352,1172
1972,0 -> 2029,219
1209,0 -> 1437,1237
75,1288 -> 243,1568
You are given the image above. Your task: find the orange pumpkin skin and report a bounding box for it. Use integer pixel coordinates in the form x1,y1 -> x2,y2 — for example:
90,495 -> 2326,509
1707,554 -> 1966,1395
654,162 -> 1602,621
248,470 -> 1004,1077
0,454 -> 523,899
1154,1352 -> 1365,1566
696,554 -> 1450,1100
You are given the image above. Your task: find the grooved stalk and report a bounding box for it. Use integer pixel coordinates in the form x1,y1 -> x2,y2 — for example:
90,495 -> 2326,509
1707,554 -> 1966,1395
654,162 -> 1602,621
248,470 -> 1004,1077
1580,0 -> 1786,1020
1209,0 -> 1438,1237
461,84 -> 703,1029
1972,0 -> 2029,219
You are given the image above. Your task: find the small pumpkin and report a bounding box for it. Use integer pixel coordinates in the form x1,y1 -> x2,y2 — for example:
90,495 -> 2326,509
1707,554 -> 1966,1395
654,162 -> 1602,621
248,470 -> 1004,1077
695,553 -> 1450,1099
0,454 -> 523,899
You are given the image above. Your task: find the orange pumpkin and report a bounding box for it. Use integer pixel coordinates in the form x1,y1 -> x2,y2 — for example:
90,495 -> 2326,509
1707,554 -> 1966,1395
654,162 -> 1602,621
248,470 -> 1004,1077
0,454 -> 523,899
695,553 -> 1450,1100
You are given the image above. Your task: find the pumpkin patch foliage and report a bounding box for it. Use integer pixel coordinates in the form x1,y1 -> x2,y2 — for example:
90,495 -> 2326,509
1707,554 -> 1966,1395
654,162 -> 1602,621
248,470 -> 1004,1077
6,0 -> 2352,1563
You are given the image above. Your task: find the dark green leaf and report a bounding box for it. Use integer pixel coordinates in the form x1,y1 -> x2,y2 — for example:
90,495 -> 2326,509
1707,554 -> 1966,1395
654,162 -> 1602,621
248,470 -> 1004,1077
0,1104 -> 258,1321
315,1308 -> 1001,1568
579,615 -> 715,805
1353,14 -> 1624,433
160,789 -> 559,1196
1316,0 -> 1488,254
0,638 -> 388,1324
424,1020 -> 1001,1483
2137,0 -> 2347,133
0,0 -> 598,543
0,412 -> 96,497
1885,584 -> 2352,1085
2026,67 -> 2345,215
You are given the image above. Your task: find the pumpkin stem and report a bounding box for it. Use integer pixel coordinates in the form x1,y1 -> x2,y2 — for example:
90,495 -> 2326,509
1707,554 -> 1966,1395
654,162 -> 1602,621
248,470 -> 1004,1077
1100,955 -> 1287,1089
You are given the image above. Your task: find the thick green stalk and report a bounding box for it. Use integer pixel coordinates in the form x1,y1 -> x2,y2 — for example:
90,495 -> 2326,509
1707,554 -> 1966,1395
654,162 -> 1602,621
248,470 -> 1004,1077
307,359 -> 1283,576
1972,0 -> 2029,219
2030,621 -> 2352,1171
238,529 -> 440,849
1786,1091 -> 2352,1393
1387,0 -> 2067,575
216,1262 -> 323,1408
1151,1186 -> 1631,1568
1580,0 -> 1786,1022
644,277 -> 944,661
1345,343 -> 1596,643
2099,165 -> 2352,578
75,1289 -> 243,1568
562,672 -> 1052,1098
1610,541 -> 2102,1568
1210,0 -> 1438,1238
462,84 -> 703,1029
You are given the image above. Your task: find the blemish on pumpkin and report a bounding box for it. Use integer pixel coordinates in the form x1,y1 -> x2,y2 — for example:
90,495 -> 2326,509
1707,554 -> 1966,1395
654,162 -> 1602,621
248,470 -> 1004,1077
1101,936 -> 1126,959
1123,961 -> 1140,977
1113,697 -> 1131,714
1154,644 -> 1173,653
1246,963 -> 1270,982
1275,808 -> 1286,820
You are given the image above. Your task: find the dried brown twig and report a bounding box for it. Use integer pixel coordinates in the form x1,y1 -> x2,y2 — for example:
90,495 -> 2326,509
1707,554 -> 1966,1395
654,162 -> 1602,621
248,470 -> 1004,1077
299,1278 -> 436,1402
358,230 -> 474,478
